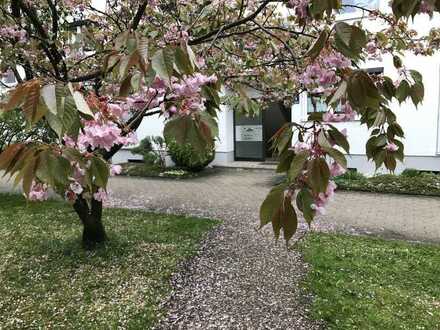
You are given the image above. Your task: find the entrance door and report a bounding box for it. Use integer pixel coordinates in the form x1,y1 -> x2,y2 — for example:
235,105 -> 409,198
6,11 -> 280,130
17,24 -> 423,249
234,112 -> 264,161
263,102 -> 291,159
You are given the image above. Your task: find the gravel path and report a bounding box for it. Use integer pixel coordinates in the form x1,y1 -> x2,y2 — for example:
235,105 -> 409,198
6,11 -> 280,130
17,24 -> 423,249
108,170 -> 324,329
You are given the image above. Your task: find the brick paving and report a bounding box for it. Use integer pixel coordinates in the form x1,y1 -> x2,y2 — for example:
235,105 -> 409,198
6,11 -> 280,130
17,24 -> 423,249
107,168 -> 440,243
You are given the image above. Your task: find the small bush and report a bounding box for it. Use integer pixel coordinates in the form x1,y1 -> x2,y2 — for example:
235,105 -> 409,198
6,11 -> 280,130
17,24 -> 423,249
335,171 -> 440,196
167,140 -> 215,172
0,109 -> 55,151
131,136 -> 166,168
336,170 -> 367,181
401,168 -> 421,177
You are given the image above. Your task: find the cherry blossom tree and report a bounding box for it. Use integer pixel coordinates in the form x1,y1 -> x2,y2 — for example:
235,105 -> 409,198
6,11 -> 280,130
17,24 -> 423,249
0,0 -> 438,247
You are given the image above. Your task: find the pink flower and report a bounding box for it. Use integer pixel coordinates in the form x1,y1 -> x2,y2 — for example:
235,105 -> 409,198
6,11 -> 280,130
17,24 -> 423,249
311,180 -> 338,216
330,162 -> 346,177
63,135 -> 76,148
385,143 -> 399,152
294,142 -> 310,153
28,181 -> 49,202
108,103 -> 127,119
311,203 -> 326,216
93,188 -> 108,202
110,165 -> 122,176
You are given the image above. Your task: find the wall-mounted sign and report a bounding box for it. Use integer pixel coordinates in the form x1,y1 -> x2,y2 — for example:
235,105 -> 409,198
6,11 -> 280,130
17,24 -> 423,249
235,125 -> 263,142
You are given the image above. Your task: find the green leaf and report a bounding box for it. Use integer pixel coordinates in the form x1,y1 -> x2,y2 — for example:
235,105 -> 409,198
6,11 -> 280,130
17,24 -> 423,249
308,157 -> 330,194
90,157 -> 110,188
323,147 -> 347,168
37,152 -> 71,188
277,149 -> 295,173
175,47 -> 194,75
410,82 -> 424,107
41,84 -> 57,115
396,80 -> 411,103
152,48 -> 175,83
68,84 -> 94,117
259,183 -> 286,228
328,125 -> 350,153
305,30 -> 328,60
296,188 -> 314,225
288,151 -> 309,181
328,81 -> 347,106
334,22 -> 367,60
280,197 -> 298,242
348,70 -> 382,109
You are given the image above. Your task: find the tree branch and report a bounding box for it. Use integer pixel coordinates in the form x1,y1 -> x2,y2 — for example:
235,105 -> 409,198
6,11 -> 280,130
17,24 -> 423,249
189,0 -> 276,45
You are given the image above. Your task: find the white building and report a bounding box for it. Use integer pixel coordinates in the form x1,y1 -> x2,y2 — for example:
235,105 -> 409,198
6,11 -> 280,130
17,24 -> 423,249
114,0 -> 440,174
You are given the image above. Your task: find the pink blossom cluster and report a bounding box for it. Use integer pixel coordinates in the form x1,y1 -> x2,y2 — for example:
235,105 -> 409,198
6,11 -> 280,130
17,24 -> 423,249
366,40 -> 382,60
28,181 -> 49,202
121,77 -> 167,112
287,0 -> 310,19
164,24 -> 189,44
311,180 -> 337,216
93,188 -> 108,202
300,51 -> 351,94
64,163 -> 120,203
294,142 -> 310,153
64,113 -> 137,153
0,26 -> 27,43
385,142 -> 399,152
323,102 -> 356,122
169,73 -> 218,115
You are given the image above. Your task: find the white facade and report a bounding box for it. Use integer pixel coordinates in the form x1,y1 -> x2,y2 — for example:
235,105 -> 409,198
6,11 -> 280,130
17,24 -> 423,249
115,1 -> 440,174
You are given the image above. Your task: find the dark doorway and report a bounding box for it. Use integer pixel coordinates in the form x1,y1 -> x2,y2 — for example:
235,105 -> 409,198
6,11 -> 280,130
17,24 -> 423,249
233,112 -> 264,161
263,102 -> 291,159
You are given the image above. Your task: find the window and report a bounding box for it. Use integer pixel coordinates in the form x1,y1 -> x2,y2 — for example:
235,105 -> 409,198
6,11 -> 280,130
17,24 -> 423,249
1,70 -> 17,85
341,0 -> 380,14
307,95 -> 342,113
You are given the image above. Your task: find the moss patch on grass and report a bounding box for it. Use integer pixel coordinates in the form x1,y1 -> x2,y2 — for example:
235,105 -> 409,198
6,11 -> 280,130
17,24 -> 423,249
300,233 -> 440,329
0,194 -> 218,329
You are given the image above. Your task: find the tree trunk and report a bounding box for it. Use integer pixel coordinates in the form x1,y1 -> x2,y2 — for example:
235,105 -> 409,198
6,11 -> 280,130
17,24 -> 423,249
73,196 -> 107,248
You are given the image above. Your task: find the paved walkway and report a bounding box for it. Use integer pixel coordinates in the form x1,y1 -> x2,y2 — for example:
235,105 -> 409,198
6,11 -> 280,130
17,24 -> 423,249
107,169 -> 440,243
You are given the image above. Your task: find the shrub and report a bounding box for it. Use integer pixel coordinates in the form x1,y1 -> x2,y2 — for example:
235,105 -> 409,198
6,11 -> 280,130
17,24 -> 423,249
335,171 -> 440,196
131,136 -> 166,168
167,140 -> 215,172
336,169 -> 367,181
0,109 -> 55,151
401,168 -> 422,177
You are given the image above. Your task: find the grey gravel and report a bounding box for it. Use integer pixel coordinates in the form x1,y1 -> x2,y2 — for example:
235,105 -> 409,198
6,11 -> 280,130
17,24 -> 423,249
108,169 -> 324,329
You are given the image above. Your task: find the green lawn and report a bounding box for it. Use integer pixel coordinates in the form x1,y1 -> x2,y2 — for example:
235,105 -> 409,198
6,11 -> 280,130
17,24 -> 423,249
0,194 -> 218,329
301,233 -> 440,329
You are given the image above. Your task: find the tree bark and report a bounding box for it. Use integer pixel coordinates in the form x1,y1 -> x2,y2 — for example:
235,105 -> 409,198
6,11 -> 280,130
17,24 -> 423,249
73,196 -> 107,248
